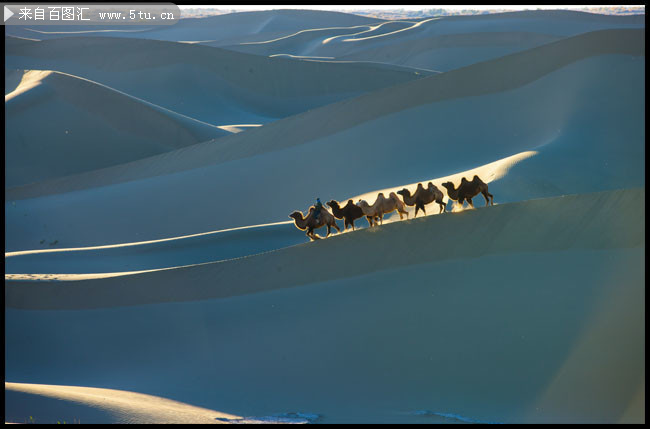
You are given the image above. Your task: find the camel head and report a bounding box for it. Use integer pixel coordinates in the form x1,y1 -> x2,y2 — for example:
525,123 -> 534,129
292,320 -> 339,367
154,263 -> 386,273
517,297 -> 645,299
288,211 -> 303,221
326,200 -> 338,209
441,181 -> 454,191
357,199 -> 369,208
396,188 -> 410,197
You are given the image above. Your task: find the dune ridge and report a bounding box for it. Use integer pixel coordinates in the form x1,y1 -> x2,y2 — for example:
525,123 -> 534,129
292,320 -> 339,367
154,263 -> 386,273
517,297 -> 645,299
4,9 -> 645,425
5,34 -> 426,126
3,151 -> 535,275
223,11 -> 643,71
4,9 -> 384,42
5,382 -> 238,424
5,188 -> 643,310
5,69 -> 231,187
5,28 -> 644,201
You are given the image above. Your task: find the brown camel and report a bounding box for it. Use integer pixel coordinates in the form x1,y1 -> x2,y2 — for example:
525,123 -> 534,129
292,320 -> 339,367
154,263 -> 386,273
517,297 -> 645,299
357,192 -> 408,226
441,175 -> 494,210
327,199 -> 365,231
397,182 -> 446,217
289,205 -> 341,240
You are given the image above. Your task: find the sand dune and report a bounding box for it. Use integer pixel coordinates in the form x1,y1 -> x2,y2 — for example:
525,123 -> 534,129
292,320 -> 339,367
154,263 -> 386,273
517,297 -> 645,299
7,246 -> 643,423
5,221 -> 299,275
5,69 -> 230,187
4,29 -> 644,250
4,151 -> 536,275
227,28 -> 563,72
4,382 -> 240,424
5,187 -> 643,309
6,35 -> 426,125
224,11 -> 643,71
5,188 -> 644,423
4,9 -> 645,424
4,9 -> 383,42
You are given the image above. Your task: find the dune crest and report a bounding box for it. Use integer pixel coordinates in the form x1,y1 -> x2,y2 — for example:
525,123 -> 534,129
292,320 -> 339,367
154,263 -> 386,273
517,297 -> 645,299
4,10 -> 644,424
5,188 -> 643,310
5,69 -> 231,187
352,150 -> 537,217
5,382 -> 240,424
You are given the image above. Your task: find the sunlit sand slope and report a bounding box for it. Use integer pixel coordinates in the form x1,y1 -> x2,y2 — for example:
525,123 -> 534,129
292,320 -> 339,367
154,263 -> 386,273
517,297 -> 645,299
4,221 -> 299,275
4,382 -> 238,424
5,188 -> 643,310
5,35 -> 425,125
5,70 -> 231,187
4,29 -> 643,251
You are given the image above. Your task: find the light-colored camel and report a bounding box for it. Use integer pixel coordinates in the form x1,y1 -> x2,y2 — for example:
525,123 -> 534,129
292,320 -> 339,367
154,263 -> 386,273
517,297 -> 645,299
289,205 -> 341,240
426,182 -> 446,213
397,182 -> 446,217
357,192 -> 408,226
441,175 -> 494,209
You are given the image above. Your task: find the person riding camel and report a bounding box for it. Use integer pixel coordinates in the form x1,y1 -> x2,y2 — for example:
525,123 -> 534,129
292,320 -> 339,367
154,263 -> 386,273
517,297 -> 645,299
313,198 -> 323,223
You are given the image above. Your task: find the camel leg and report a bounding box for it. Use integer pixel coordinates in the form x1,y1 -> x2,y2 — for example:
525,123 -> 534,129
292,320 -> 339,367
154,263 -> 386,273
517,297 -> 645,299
438,201 -> 446,213
485,192 -> 494,206
333,222 -> 341,233
379,214 -> 384,225
421,206 -> 426,216
351,220 -> 355,231
467,198 -> 474,208
414,205 -> 419,218
326,224 -> 331,237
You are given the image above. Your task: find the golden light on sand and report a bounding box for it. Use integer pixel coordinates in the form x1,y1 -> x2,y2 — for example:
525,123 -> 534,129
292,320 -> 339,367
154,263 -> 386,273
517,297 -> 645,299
352,150 -> 538,221
5,382 -> 240,424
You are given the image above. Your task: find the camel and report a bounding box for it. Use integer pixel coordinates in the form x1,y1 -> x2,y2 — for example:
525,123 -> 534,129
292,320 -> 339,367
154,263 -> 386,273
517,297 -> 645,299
357,192 -> 408,226
397,182 -> 446,217
327,199 -> 365,231
427,182 -> 447,213
289,205 -> 341,240
441,175 -> 494,210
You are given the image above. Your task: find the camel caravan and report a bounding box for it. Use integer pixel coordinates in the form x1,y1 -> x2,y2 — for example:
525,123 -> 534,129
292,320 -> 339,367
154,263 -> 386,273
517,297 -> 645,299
289,175 -> 493,240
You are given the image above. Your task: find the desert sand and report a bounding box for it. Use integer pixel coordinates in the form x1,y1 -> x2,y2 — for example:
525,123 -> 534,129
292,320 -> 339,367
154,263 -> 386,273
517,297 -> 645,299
4,9 -> 645,424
